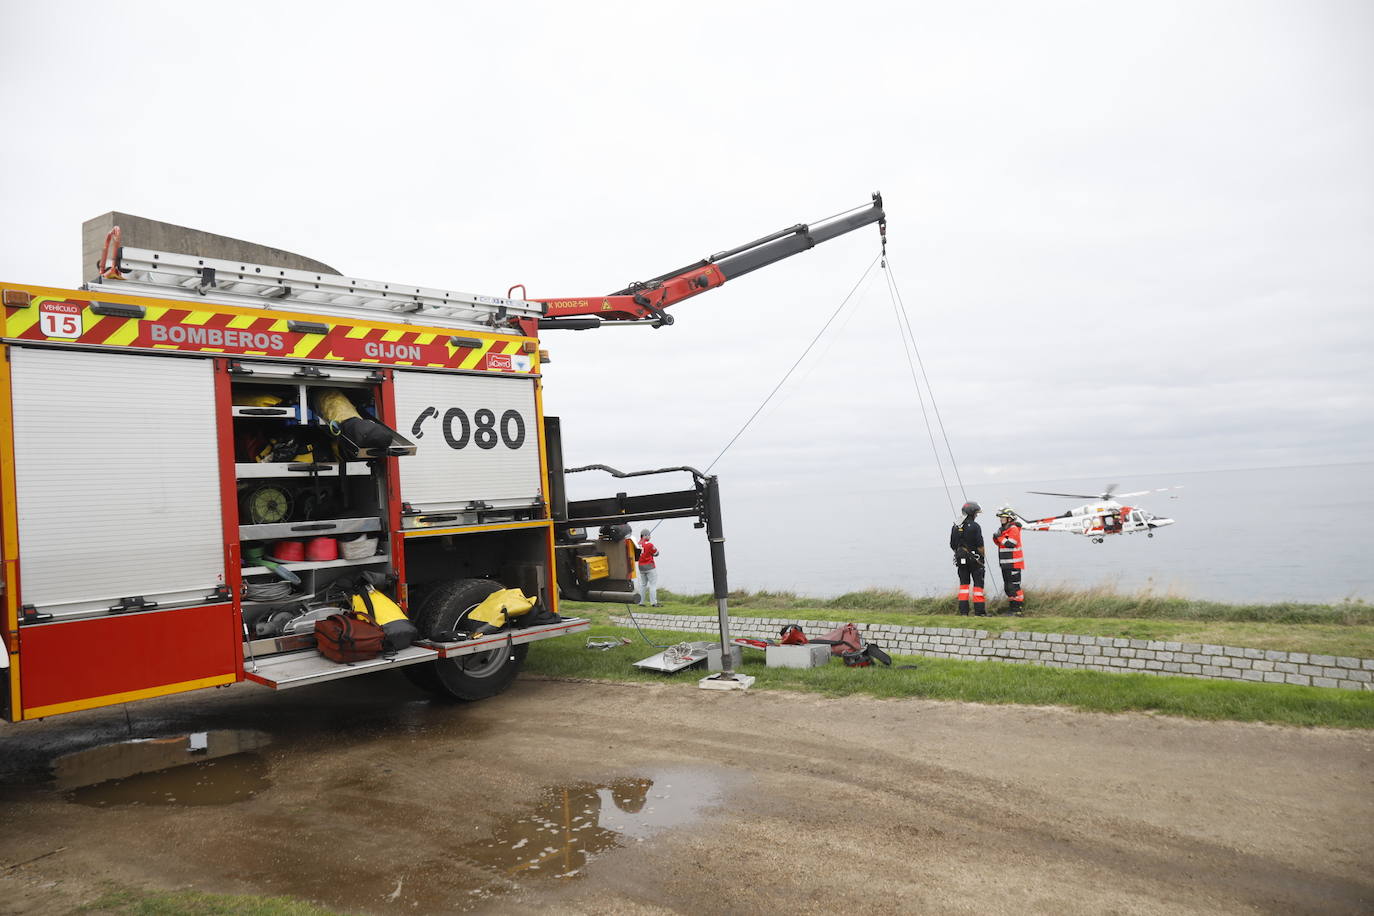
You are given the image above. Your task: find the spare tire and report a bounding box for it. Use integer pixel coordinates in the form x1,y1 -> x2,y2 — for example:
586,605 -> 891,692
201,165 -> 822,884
403,578 -> 529,702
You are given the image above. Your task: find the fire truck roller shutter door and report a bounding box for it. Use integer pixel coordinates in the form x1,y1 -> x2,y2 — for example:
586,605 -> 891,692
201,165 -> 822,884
391,370 -> 541,520
8,348 -> 226,618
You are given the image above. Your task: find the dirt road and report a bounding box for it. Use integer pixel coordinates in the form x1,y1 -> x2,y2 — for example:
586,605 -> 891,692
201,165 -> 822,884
1,673 -> 1370,914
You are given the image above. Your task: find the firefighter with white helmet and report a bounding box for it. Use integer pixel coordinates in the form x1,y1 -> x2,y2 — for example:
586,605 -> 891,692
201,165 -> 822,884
949,501 -> 987,615
993,506 -> 1026,615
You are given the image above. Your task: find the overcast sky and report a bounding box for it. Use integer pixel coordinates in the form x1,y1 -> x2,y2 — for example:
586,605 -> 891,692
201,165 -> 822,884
3,1 -> 1370,517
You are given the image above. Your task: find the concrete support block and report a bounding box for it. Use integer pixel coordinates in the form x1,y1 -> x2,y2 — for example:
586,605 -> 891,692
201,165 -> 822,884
765,645 -> 830,669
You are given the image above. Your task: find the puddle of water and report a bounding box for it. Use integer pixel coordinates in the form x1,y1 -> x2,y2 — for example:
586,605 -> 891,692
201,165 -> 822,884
65,752 -> 270,807
454,767 -> 726,896
53,729 -> 272,806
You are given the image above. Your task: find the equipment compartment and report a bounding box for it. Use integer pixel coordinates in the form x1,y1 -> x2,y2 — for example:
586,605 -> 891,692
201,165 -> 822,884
228,367 -> 403,653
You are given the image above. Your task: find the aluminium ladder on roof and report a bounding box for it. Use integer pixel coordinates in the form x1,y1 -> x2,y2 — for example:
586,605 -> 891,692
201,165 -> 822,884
87,247 -> 545,335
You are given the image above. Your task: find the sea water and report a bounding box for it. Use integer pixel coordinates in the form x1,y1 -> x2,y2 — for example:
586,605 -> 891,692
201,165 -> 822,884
643,462 -> 1370,605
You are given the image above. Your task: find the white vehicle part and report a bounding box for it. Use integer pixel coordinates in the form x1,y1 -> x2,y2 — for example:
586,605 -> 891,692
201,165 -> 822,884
391,370 -> 542,522
9,348 -> 226,620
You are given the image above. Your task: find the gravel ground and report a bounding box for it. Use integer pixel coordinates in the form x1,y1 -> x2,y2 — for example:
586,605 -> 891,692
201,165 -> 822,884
1,671 -> 1371,915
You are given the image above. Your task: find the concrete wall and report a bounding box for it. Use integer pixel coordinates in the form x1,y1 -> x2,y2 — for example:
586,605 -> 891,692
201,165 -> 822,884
609,613 -> 1374,691
81,212 -> 340,286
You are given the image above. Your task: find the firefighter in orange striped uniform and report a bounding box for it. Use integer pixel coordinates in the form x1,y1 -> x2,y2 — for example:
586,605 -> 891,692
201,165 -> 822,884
950,501 -> 987,616
993,506 -> 1026,615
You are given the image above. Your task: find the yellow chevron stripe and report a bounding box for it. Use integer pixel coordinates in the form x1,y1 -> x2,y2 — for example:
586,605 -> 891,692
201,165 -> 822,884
270,319 -> 291,332
459,340 -> 493,370
416,332 -> 438,345
4,305 -> 40,337
346,325 -> 370,339
381,328 -> 404,342
104,319 -> 142,348
227,314 -> 258,329
290,334 -> 320,359
182,311 -> 214,326
503,340 -> 524,355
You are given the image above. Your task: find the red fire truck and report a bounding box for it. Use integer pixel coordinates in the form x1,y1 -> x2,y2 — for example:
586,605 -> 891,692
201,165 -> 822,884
0,196 -> 885,722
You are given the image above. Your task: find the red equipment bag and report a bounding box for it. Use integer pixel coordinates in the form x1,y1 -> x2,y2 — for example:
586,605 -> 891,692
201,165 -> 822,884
779,624 -> 809,645
315,611 -> 387,663
818,622 -> 863,656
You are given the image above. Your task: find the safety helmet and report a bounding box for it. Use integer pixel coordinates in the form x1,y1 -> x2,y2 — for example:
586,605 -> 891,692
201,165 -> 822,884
961,501 -> 981,516
640,529 -> 651,539
996,506 -> 1016,518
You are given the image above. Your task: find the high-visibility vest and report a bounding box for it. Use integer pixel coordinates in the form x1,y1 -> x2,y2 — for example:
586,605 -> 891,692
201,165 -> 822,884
994,523 -> 1024,569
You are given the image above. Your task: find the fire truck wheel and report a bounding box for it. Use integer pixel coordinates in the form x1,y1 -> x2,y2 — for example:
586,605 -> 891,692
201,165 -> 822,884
405,578 -> 531,701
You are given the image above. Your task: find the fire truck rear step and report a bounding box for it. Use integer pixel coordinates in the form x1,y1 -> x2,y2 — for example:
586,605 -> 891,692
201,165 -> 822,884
243,618 -> 589,690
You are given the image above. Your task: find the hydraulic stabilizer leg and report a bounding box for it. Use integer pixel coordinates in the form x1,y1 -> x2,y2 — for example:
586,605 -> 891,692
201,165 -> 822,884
700,474 -> 754,690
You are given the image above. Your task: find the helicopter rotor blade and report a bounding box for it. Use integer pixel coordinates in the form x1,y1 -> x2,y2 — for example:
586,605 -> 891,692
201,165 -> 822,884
1114,490 -> 1150,498
1028,490 -> 1102,499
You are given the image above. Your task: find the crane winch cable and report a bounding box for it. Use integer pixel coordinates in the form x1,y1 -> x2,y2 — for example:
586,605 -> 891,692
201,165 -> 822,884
644,254 -> 882,538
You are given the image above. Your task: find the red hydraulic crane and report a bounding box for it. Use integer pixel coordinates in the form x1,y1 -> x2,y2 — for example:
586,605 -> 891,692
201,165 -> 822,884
526,193 -> 886,331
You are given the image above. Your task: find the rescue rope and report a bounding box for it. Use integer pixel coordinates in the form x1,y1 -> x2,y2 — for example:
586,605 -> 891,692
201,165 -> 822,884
702,252 -> 882,476
244,579 -> 295,601
645,255 -> 881,538
880,257 -> 1005,598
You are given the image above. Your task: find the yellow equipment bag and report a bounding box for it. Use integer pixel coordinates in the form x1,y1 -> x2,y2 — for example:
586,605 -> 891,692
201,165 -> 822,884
315,388 -> 362,423
464,588 -> 537,637
351,585 -> 418,651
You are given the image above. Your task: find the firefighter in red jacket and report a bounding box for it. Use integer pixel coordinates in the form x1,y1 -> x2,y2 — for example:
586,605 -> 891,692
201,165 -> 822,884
993,506 -> 1026,615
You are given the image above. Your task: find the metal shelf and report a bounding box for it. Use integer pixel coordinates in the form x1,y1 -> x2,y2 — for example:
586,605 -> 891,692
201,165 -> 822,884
241,556 -> 388,576
239,516 -> 381,541
235,461 -> 372,479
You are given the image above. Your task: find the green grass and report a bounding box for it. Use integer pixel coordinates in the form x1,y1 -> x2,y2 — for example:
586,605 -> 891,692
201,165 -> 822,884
527,623 -> 1374,729
80,887 -> 344,915
566,588 -> 1374,659
651,586 -> 1374,625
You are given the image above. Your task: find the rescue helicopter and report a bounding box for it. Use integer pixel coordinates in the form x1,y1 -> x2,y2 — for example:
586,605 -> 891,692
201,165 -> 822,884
1016,485 -> 1177,543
